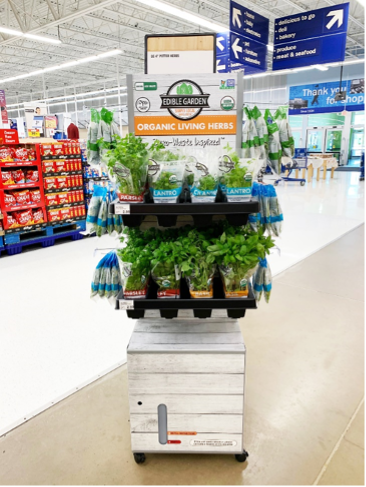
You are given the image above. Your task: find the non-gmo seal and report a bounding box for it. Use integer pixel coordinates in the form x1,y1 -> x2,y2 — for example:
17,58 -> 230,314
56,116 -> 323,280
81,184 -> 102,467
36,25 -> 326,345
135,97 -> 150,113
220,96 -> 235,111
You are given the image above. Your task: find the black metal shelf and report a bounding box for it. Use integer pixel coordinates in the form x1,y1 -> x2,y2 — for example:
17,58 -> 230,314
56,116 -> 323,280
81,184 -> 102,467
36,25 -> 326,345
116,277 -> 257,319
109,189 -> 259,227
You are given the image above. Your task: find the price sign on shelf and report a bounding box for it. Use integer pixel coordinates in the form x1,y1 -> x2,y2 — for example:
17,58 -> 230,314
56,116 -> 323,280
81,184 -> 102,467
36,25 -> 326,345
115,204 -> 131,215
119,300 -> 134,310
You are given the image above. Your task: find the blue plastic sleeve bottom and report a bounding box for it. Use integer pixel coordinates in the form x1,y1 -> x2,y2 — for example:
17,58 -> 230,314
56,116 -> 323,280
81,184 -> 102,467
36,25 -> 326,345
264,283 -> 272,292
253,283 -> 263,292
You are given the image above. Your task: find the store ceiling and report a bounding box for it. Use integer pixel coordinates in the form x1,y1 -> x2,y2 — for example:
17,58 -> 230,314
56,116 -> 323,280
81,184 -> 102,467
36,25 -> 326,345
0,0 -> 364,105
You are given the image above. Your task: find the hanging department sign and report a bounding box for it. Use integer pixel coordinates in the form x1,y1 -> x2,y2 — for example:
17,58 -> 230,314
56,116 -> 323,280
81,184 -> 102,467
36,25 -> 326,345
127,73 -> 243,150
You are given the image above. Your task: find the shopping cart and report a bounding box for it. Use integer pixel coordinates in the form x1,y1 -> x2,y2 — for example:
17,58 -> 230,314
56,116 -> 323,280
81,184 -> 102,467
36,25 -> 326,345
273,149 -> 307,186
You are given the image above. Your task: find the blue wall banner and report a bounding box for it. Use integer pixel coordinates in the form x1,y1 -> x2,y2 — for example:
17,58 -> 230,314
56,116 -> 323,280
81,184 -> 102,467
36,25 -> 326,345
289,79 -> 365,115
273,2 -> 349,70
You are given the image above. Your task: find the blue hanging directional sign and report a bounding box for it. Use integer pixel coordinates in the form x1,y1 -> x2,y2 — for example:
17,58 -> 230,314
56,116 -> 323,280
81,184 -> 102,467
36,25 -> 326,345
230,0 -> 269,45
273,2 -> 349,70
273,34 -> 347,70
229,1 -> 269,72
217,31 -> 265,75
230,33 -> 267,71
274,3 -> 349,44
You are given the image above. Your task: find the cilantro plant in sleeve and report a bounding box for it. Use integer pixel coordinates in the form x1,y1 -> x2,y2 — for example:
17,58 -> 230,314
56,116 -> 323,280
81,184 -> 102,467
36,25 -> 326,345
207,225 -> 275,298
148,160 -> 185,203
219,147 -> 253,202
189,149 -> 220,202
104,133 -> 151,203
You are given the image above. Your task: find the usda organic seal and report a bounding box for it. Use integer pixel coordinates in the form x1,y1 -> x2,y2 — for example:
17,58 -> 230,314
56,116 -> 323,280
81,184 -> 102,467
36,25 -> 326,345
220,96 -> 235,111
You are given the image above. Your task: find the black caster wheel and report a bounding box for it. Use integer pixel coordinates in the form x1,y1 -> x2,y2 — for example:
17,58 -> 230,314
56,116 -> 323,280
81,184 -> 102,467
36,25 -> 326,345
360,177 -> 364,181
300,181 -> 306,186
235,450 -> 249,463
133,453 -> 146,464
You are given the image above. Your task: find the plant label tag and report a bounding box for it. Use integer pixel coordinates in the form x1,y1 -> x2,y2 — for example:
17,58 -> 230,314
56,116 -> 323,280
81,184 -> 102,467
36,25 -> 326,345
115,204 -> 130,215
119,300 -> 134,310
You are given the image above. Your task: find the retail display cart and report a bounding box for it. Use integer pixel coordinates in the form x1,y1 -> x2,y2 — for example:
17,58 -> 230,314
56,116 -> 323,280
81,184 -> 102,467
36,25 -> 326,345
127,316 -> 248,464
111,196 -> 259,463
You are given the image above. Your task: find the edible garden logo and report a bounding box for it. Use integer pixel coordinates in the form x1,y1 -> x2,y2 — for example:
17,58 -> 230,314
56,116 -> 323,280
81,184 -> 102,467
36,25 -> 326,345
160,79 -> 210,121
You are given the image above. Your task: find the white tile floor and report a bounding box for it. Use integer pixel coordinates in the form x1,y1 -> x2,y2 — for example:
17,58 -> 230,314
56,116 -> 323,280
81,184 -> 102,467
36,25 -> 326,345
0,172 -> 364,437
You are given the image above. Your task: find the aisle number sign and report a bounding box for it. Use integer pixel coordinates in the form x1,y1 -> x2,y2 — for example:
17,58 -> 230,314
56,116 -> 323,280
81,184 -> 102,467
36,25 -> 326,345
127,73 -> 243,151
273,3 -> 349,70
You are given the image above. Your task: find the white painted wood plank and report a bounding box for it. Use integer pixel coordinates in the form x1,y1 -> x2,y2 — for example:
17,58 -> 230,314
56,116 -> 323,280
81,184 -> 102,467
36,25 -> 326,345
133,321 -> 241,334
131,432 -> 242,453
129,394 -> 244,415
128,353 -> 244,374
129,332 -> 242,346
131,413 -> 242,434
127,343 -> 245,353
128,373 -> 244,395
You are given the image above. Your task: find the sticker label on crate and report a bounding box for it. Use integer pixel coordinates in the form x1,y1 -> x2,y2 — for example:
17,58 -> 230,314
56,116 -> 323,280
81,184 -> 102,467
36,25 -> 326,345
190,439 -> 237,447
115,204 -> 131,215
118,300 -> 134,310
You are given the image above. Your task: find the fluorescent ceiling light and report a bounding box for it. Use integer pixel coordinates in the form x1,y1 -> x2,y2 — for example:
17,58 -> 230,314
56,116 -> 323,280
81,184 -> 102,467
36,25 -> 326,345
314,65 -> 329,71
135,0 -> 227,32
0,26 -> 61,44
267,44 -> 274,52
251,73 -> 268,78
0,49 -> 122,84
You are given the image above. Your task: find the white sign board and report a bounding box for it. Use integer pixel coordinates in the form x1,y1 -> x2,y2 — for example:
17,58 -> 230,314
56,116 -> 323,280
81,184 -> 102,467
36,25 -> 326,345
127,73 -> 243,151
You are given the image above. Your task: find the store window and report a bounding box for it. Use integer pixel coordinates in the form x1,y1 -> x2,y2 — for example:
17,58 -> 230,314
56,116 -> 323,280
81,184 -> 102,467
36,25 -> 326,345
351,111 -> 364,126
289,115 -> 303,128
308,113 -> 345,127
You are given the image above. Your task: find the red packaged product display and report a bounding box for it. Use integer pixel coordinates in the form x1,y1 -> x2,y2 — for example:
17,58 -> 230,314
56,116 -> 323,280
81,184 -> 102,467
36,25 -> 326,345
0,146 -> 15,162
14,190 -> 31,206
48,209 -> 60,221
53,144 -> 63,155
43,161 -> 55,173
58,192 -> 69,204
6,213 -> 18,228
2,171 -> 15,185
15,209 -> 33,226
60,207 -> 70,220
55,160 -> 66,172
32,208 -> 44,224
41,144 -> 53,156
14,147 -> 29,161
25,170 -> 38,183
4,192 -> 16,207
30,189 -> 41,204
44,177 -> 57,190
56,176 -> 68,189
28,149 -> 36,161
45,193 -> 58,206
12,169 -> 25,184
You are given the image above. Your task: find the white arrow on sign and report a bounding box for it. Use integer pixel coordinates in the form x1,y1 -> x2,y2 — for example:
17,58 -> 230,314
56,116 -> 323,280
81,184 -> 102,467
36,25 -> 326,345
217,36 -> 225,52
326,9 -> 344,30
217,59 -> 227,71
232,7 -> 242,29
231,37 -> 242,60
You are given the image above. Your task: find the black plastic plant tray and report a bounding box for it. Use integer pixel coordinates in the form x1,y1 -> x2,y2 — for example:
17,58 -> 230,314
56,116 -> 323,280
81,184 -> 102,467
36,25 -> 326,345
116,276 -> 257,319
109,188 -> 259,228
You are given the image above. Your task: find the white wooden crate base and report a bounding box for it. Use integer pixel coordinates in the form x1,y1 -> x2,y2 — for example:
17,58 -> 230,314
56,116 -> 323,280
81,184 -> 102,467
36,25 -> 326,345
127,319 -> 246,456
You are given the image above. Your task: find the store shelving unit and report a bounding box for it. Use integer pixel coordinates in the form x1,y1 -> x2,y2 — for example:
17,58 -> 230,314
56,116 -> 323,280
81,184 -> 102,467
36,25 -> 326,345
0,144 -> 47,238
